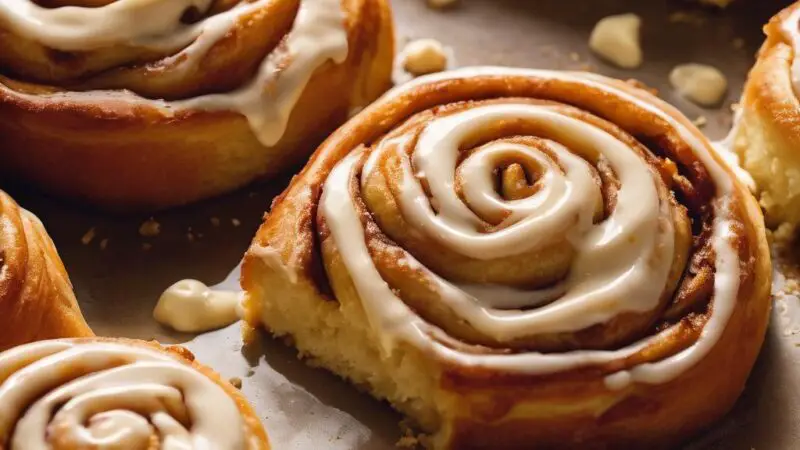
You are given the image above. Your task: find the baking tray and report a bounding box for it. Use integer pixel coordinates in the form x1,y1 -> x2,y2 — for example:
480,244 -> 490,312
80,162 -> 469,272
4,0 -> 798,448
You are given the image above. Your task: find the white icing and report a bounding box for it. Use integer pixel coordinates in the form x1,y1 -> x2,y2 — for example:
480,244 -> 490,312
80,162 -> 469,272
313,67 -> 742,389
154,279 -> 243,333
0,0 -> 349,147
0,340 -> 246,449
713,104 -> 757,192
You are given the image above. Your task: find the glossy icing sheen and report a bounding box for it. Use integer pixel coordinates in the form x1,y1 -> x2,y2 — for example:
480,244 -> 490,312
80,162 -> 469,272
311,67 -> 742,389
0,340 -> 246,449
155,279 -> 243,333
0,0 -> 349,146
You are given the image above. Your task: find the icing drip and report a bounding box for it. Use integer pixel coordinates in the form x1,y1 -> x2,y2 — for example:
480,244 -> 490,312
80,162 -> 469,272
0,0 -> 349,146
317,67 -> 741,389
154,279 -> 243,333
0,340 -> 246,449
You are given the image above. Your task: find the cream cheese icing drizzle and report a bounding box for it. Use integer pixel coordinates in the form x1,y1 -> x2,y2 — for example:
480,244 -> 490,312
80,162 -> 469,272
155,279 -> 243,333
314,67 -> 742,390
0,0 -> 349,146
0,340 -> 246,449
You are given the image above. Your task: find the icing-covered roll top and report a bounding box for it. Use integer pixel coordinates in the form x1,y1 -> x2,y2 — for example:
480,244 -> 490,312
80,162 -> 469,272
0,0 -> 349,146
303,67 -> 759,389
0,340 -> 251,449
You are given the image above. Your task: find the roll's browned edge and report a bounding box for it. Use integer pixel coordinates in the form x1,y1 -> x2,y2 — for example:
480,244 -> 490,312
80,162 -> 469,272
0,190 -> 94,352
242,72 -> 772,449
0,0 -> 395,211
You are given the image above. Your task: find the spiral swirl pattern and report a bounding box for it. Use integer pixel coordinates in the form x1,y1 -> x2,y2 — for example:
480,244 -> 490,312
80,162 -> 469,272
249,67 -> 766,392
0,340 -> 254,449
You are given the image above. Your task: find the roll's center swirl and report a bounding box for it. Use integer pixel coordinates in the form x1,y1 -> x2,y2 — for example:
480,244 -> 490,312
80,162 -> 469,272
314,69 -> 740,389
0,341 -> 247,450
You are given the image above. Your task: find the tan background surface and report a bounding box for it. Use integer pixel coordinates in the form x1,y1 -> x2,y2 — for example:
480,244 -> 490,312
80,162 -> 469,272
5,0 -> 799,448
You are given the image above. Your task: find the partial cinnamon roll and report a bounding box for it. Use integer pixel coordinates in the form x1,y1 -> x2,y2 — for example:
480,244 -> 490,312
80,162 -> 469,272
241,67 -> 772,449
0,338 -> 269,449
733,1 -> 800,228
0,0 -> 394,210
0,191 -> 93,352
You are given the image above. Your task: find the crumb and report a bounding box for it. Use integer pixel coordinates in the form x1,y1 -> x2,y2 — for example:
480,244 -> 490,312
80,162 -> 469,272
99,238 -> 109,250
693,115 -> 708,127
732,38 -> 745,50
668,11 -> 707,26
210,217 -> 221,227
139,218 -> 161,237
402,38 -> 449,76
197,233 -> 204,239
669,63 -> 728,107
589,13 -> 643,69
232,218 -> 242,227
246,368 -> 256,377
730,102 -> 740,113
81,227 -> 96,245
142,243 -> 153,251
426,0 -> 458,9
569,52 -> 580,62
229,377 -> 243,389
187,232 -> 195,242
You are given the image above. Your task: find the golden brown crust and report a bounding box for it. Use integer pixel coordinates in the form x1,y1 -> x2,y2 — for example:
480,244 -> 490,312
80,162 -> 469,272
242,70 -> 772,449
0,0 -> 394,211
0,190 -> 93,352
736,2 -> 800,227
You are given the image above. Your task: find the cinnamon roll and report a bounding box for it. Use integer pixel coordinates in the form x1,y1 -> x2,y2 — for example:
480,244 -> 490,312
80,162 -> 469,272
733,1 -> 800,228
0,337 -> 269,449
0,0 -> 394,210
241,67 -> 772,449
0,191 -> 93,352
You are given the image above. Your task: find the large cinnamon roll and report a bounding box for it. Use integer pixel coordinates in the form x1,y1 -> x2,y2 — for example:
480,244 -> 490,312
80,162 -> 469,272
0,0 -> 394,210
733,1 -> 800,229
0,338 -> 269,449
0,191 -> 93,352
241,67 -> 772,449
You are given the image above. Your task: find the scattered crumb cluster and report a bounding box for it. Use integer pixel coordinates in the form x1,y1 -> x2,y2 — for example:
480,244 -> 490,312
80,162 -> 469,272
402,39 -> 449,76
396,0 -> 461,79
139,218 -> 161,237
670,63 -> 728,107
588,11 -> 732,109
80,213 -> 246,253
